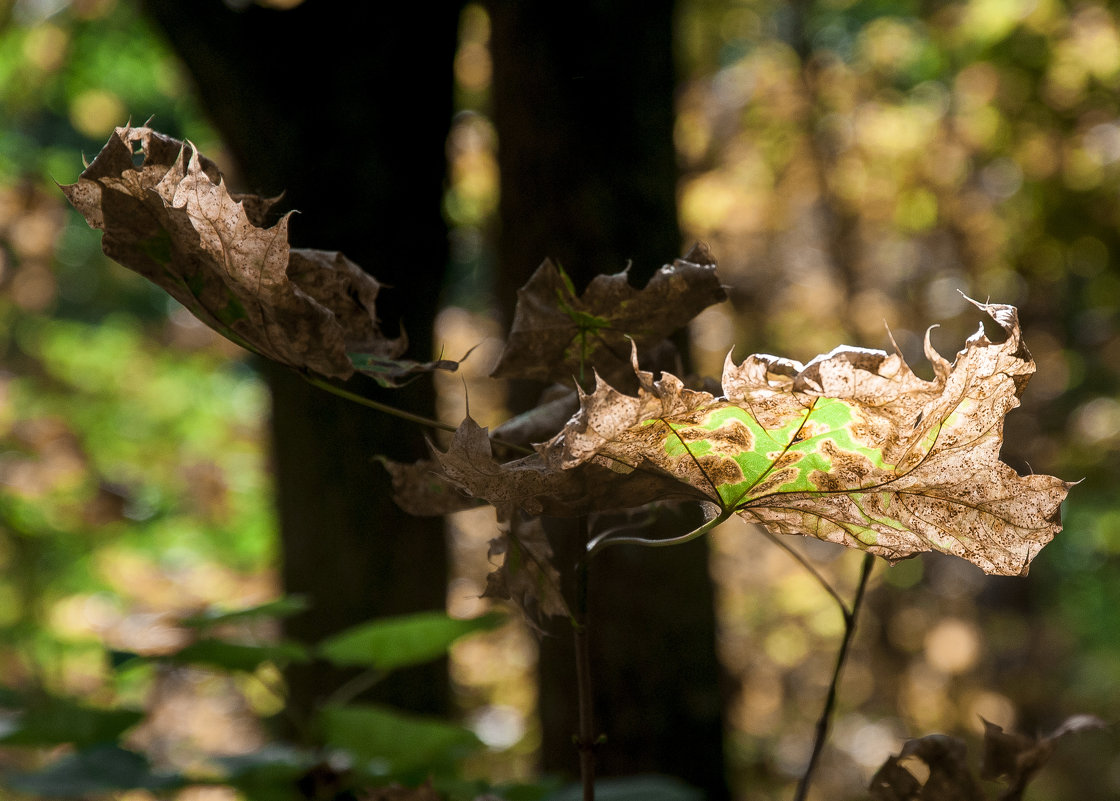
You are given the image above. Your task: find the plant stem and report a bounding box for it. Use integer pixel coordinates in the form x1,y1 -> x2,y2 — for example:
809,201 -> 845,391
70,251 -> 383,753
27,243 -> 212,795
574,518 -> 597,801
303,374 -> 460,433
301,373 -> 532,454
325,668 -> 385,708
585,506 -> 733,557
793,551 -> 875,801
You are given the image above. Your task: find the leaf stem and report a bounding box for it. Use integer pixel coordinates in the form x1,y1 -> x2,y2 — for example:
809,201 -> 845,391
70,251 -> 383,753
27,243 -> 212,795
585,507 -> 733,558
301,373 -> 533,454
793,551 -> 875,801
324,668 -> 386,709
303,374 -> 459,433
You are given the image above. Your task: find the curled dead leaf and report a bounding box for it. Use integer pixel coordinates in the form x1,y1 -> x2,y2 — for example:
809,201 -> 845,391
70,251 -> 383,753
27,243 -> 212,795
62,125 -> 458,386
870,715 -> 1106,801
482,513 -> 571,633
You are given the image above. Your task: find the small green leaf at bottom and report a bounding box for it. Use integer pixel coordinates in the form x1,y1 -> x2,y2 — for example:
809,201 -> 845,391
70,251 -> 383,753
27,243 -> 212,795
2,745 -> 183,797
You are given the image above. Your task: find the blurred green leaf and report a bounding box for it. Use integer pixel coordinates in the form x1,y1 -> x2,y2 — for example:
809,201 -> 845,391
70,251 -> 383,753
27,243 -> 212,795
180,595 -> 310,628
318,611 -> 504,671
164,638 -> 310,673
2,744 -> 183,797
319,703 -> 480,778
216,744 -> 318,801
0,695 -> 143,747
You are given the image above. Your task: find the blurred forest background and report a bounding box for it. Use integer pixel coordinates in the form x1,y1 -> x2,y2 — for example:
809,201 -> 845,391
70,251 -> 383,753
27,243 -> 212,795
1,0 -> 1120,799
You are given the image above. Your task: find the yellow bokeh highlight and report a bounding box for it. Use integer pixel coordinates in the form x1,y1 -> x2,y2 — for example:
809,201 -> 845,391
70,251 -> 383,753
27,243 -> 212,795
763,625 -> 810,668
961,0 -> 1028,45
69,88 -> 127,139
895,187 -> 938,231
23,24 -> 69,73
924,617 -> 981,675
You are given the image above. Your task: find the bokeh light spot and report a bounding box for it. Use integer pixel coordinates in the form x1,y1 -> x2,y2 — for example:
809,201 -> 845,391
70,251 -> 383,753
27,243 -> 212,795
924,617 -> 981,675
69,88 -> 127,139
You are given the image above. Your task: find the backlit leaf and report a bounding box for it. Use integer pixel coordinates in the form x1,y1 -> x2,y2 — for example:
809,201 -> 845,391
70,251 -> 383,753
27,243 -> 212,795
541,300 -> 1071,575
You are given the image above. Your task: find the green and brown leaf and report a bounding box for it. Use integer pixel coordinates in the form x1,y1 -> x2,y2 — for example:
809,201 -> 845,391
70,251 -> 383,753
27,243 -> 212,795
449,300 -> 1070,576
62,125 -> 457,385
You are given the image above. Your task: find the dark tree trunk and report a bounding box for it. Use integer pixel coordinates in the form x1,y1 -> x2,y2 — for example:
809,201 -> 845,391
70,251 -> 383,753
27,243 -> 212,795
486,3 -> 729,797
141,0 -> 463,720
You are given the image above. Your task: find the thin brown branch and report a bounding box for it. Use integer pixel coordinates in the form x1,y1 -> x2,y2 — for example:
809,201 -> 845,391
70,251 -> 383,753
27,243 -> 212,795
793,551 -> 875,801
574,516 -> 597,801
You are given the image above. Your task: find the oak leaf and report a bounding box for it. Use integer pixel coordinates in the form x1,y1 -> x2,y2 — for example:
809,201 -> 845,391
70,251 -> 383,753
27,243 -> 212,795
62,125 -> 457,385
541,300 -> 1072,576
491,242 -> 726,384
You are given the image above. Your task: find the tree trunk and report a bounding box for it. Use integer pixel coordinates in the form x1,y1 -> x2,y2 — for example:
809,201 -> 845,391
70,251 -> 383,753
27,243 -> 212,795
486,3 -> 729,796
141,0 -> 463,720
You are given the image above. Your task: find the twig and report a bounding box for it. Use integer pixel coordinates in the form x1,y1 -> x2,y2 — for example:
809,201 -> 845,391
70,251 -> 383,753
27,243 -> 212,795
757,527 -> 851,616
793,551 -> 875,801
574,517 -> 597,801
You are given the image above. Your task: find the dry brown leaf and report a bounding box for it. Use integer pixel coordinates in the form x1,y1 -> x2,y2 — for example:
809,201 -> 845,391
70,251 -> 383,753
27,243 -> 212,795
62,125 -> 457,385
429,416 -> 706,519
870,715 -> 1106,801
491,242 -> 726,384
482,514 -> 571,632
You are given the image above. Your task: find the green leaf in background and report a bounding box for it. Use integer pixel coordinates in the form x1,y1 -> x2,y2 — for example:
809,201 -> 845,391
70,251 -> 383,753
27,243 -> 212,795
2,745 -> 183,797
318,611 -> 504,672
179,595 -> 310,628
0,694 -> 143,748
164,638 -> 310,673
319,703 -> 480,779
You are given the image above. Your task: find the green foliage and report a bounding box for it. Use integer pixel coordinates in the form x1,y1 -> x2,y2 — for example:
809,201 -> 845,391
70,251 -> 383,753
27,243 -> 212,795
0,693 -> 143,747
319,704 -> 480,780
161,638 -> 311,673
0,606 -> 514,800
0,0 -> 217,186
319,610 -> 506,672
